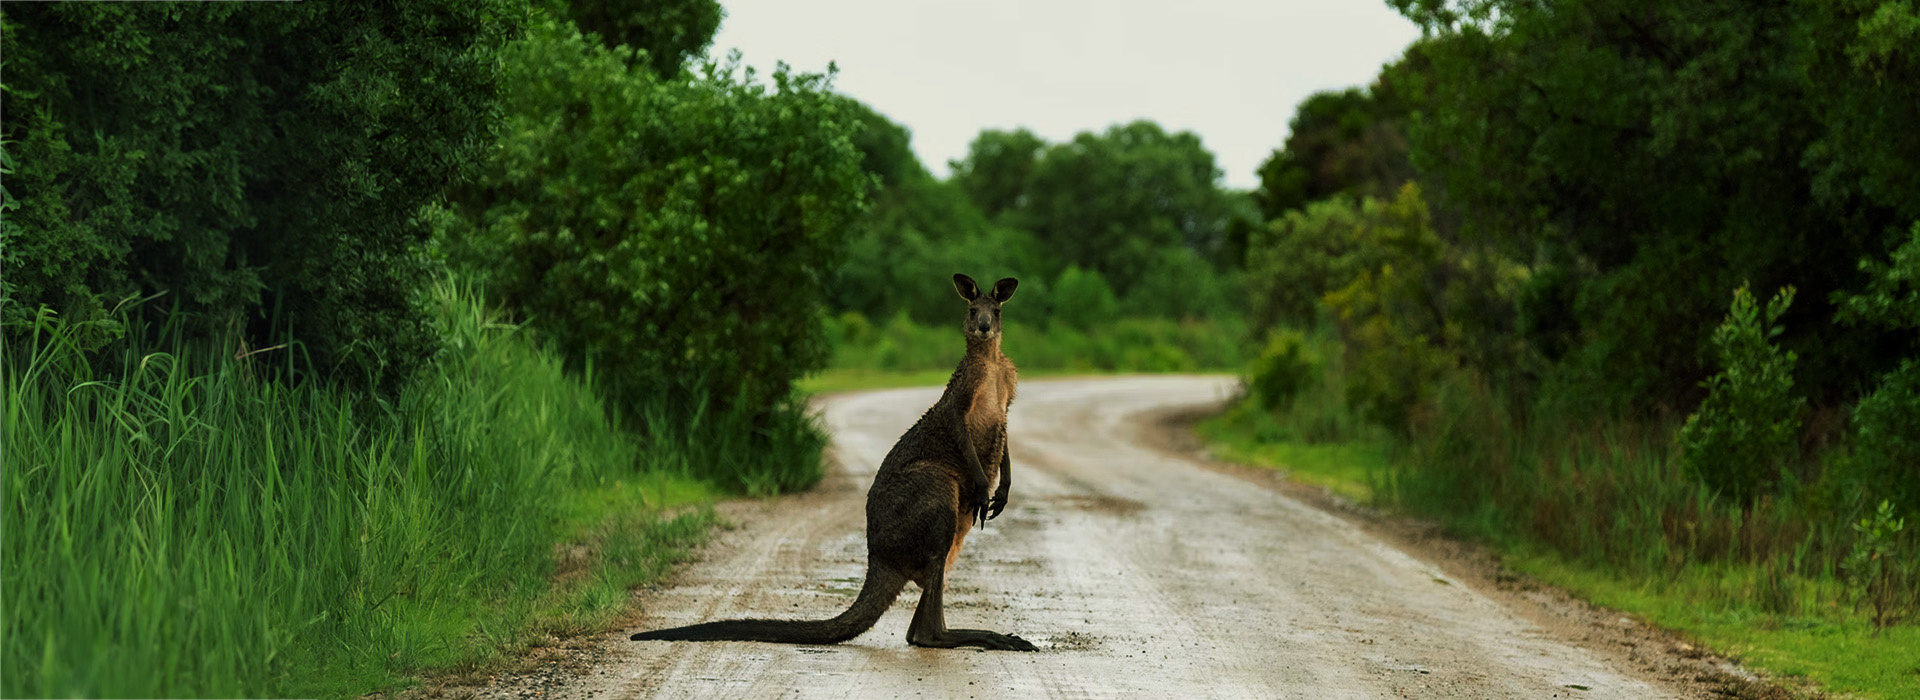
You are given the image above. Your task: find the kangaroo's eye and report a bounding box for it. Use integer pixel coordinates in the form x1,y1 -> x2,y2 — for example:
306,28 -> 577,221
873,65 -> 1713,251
993,309 -> 1001,318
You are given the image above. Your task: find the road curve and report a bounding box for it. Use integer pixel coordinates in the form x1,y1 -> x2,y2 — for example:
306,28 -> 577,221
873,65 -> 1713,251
491,375 -> 1680,699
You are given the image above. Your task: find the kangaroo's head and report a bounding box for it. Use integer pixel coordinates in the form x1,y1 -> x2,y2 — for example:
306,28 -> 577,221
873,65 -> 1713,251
953,273 -> 1019,343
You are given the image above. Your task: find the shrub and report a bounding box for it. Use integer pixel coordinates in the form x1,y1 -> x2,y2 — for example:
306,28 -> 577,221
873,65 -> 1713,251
1678,284 -> 1805,503
1836,223 -> 1920,514
829,106 -> 1059,328
1845,361 -> 1920,515
1842,500 -> 1912,629
442,21 -> 870,416
1247,329 -> 1323,412
1319,185 -> 1457,430
1050,266 -> 1120,330
828,311 -> 875,348
1245,196 -> 1366,332
0,2 -> 520,388
1121,342 -> 1198,373
1123,247 -> 1243,321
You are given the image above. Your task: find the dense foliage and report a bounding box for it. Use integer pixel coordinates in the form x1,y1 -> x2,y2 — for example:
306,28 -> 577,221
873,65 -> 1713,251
1,5 -> 857,695
3,281 -> 717,697
441,21 -> 870,415
1247,0 -> 1920,459
828,104 -> 1052,326
1837,225 -> 1920,515
836,113 -> 1247,335
1230,0 -> 1920,654
1380,0 -> 1919,410
1014,121 -> 1240,293
949,128 -> 1047,222
1252,80 -> 1412,221
543,0 -> 723,76
1,2 -> 520,388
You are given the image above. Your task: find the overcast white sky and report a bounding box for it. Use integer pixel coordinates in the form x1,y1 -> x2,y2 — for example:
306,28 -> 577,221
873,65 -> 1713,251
707,0 -> 1420,191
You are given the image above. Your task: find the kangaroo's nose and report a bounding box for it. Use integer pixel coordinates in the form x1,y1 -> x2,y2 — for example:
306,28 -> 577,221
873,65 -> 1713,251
976,322 -> 991,334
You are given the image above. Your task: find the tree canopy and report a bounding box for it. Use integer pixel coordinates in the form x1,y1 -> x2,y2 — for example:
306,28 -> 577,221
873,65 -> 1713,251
441,21 -> 870,415
543,0 -> 723,76
1372,0 -> 1920,408
1,1 -> 522,388
999,122 -> 1237,297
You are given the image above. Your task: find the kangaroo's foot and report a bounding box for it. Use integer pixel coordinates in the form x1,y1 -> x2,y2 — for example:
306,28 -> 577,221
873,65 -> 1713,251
909,627 -> 1039,651
907,560 -> 1038,651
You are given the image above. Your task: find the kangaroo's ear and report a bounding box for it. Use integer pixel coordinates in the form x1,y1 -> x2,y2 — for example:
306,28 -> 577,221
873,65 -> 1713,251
953,273 -> 982,302
991,277 -> 1019,303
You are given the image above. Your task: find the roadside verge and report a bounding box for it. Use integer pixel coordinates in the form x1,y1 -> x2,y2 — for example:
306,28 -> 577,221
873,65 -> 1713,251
1157,406 -> 1822,700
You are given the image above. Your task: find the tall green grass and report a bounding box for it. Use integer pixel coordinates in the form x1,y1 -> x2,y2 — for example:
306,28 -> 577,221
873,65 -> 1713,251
823,311 -> 1249,373
1195,325 -> 1390,500
1392,374 -> 1917,614
0,279 -> 785,697
623,380 -> 825,497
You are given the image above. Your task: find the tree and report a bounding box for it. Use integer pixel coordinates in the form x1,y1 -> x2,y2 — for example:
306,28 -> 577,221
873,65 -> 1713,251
441,22 -> 869,415
1253,83 -> 1411,222
1049,266 -> 1119,330
1836,224 -> 1920,514
839,98 -> 929,190
950,128 -> 1046,221
1,2 -> 521,388
543,0 -> 722,77
1678,285 -> 1806,503
1016,121 -> 1235,296
1246,196 -> 1367,331
831,109 -> 1057,326
1384,0 -> 1910,409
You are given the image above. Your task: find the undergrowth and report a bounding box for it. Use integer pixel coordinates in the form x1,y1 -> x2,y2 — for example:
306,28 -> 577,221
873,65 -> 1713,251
823,311 -> 1248,374
0,278 -> 787,698
1200,325 -> 1920,699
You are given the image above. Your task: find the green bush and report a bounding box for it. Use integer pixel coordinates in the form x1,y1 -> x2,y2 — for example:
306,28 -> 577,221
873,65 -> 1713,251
1050,266 -> 1120,329
828,102 -> 1061,327
0,2 -> 520,388
1122,246 -> 1244,321
834,218 -> 1054,326
1248,329 -> 1324,412
1318,185 -> 1459,430
1245,196 -> 1365,332
1843,500 -> 1914,629
442,21 -> 870,416
1122,342 -> 1198,373
1678,285 -> 1806,503
1837,223 -> 1920,514
1848,360 -> 1920,516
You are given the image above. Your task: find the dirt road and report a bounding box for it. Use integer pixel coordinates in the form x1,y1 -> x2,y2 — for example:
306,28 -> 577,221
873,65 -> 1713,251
489,375 -> 1684,699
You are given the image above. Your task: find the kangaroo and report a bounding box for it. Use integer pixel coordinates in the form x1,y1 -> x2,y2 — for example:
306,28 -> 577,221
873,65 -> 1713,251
630,274 -> 1035,651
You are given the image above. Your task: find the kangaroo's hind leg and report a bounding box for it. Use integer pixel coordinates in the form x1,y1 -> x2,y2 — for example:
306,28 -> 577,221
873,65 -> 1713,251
902,494 -> 1037,651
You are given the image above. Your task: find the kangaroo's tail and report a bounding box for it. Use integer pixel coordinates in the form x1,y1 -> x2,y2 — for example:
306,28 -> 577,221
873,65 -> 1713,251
630,564 -> 907,645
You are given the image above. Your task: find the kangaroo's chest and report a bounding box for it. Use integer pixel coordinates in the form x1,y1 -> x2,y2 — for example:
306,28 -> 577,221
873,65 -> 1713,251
965,366 -> 1016,459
